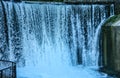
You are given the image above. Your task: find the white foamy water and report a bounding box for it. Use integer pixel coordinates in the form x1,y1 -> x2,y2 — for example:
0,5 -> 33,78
17,66 -> 108,78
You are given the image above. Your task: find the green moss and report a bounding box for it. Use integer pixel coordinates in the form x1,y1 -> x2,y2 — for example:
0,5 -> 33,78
104,14 -> 120,26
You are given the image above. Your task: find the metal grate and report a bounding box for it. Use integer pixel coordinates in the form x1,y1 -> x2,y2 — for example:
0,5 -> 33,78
0,60 -> 16,78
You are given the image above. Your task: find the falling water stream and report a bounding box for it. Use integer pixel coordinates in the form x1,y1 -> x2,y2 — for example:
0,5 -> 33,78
0,1 -> 114,78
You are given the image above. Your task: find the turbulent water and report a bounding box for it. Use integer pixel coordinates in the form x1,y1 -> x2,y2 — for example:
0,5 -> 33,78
0,2 -> 114,78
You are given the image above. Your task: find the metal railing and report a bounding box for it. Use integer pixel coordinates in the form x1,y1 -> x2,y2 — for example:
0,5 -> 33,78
0,60 -> 16,78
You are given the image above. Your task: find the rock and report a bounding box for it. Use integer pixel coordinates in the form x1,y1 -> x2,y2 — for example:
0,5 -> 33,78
101,15 -> 120,77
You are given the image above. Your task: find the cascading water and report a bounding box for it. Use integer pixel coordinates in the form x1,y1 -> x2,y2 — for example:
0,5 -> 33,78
0,1 -> 114,78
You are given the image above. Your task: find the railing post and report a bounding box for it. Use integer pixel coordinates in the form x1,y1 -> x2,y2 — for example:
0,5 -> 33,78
0,70 -> 3,78
12,62 -> 16,78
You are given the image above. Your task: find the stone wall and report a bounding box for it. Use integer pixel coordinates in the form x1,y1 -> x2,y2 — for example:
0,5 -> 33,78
101,15 -> 120,77
115,0 -> 120,15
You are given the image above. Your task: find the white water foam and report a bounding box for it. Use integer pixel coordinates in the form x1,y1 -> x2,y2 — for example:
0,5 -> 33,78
17,66 -> 108,78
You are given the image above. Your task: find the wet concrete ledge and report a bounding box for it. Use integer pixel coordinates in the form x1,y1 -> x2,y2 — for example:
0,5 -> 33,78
2,0 -> 115,5
64,1 -> 114,4
2,0 -> 119,14
23,1 -> 115,5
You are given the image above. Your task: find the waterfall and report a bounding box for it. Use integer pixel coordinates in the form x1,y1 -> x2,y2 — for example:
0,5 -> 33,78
0,2 -> 114,78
